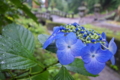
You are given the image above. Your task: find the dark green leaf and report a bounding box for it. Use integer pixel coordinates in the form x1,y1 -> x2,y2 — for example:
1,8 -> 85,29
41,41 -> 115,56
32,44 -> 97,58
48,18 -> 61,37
53,66 -> 74,80
10,0 -> 38,23
10,0 -> 22,7
32,71 -> 49,80
0,1 -> 9,14
0,23 -> 43,70
20,5 -> 38,24
64,58 -> 98,77
0,72 -> 5,80
33,0 -> 40,6
27,65 -> 49,80
38,34 -> 57,53
31,65 -> 43,73
46,43 -> 57,53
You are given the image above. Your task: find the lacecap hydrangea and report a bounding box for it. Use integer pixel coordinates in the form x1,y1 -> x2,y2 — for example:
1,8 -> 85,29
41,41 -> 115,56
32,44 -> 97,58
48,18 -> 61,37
43,23 -> 117,75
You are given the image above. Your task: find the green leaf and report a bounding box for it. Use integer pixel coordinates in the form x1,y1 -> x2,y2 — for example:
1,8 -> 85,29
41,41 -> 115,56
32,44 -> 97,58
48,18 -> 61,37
10,0 -> 38,23
38,34 -> 57,53
10,0 -> 22,7
32,71 -> 49,80
26,65 -> 49,80
31,65 -> 43,73
46,43 -> 57,53
20,5 -> 38,24
64,58 -> 98,77
2,23 -> 34,53
33,0 -> 41,6
0,23 -> 41,70
0,72 -> 5,80
53,66 -> 74,80
0,1 -> 9,14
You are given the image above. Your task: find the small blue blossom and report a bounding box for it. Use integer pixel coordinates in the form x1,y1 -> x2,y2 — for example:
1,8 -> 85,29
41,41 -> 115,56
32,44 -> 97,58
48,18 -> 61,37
80,31 -> 84,33
101,32 -> 108,46
81,27 -> 85,30
108,38 -> 117,65
83,34 -> 87,37
81,43 -> 112,74
76,28 -> 79,31
101,32 -> 106,41
56,32 -> 85,65
60,26 -> 66,30
71,22 -> 79,27
43,27 -> 64,49
91,39 -> 96,43
99,37 -> 102,40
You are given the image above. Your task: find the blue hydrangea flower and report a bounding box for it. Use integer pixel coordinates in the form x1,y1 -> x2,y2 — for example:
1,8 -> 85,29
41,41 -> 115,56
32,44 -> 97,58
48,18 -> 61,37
81,43 -> 112,75
101,32 -> 106,41
108,38 -> 117,65
101,32 -> 108,47
71,22 -> 79,27
43,27 -> 64,49
42,23 -> 117,75
56,32 -> 85,65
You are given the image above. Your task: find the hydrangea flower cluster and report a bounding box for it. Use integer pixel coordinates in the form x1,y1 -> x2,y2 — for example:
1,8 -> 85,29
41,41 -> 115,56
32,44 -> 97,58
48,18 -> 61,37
43,23 -> 117,75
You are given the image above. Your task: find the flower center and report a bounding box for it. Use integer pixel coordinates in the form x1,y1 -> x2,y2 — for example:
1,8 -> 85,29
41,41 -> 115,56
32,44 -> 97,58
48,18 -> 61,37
92,54 -> 95,58
68,45 -> 71,48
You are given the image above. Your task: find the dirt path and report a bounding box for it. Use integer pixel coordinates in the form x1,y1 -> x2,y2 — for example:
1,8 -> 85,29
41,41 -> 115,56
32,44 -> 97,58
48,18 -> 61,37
52,15 -> 120,32
89,66 -> 120,80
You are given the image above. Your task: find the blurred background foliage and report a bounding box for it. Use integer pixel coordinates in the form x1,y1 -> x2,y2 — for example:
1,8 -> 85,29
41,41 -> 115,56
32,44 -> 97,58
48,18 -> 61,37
48,0 -> 120,13
0,0 -> 38,27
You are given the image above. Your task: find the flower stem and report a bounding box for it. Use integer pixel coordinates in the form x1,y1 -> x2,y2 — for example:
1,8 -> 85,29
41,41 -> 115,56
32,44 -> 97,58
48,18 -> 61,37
46,60 -> 59,68
14,60 -> 59,79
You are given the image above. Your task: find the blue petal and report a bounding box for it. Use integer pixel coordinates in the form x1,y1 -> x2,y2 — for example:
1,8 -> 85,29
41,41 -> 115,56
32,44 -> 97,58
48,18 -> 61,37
101,32 -> 106,39
110,56 -> 115,65
103,41 -> 109,48
81,46 -> 91,63
57,50 -> 74,65
43,27 -> 61,49
90,46 -> 95,53
71,39 -> 85,56
88,43 -> 101,53
82,52 -> 91,64
53,26 -> 60,32
85,59 -> 105,75
56,36 -> 67,50
96,49 -> 112,63
65,32 -> 77,45
43,35 -> 56,49
81,43 -> 101,64
93,43 -> 101,51
55,32 -> 64,39
108,38 -> 117,55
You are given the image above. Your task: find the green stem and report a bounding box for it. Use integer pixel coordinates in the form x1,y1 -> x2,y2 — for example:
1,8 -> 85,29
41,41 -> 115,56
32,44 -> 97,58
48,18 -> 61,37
9,70 -> 15,79
15,68 -> 47,79
46,60 -> 59,68
15,60 -> 59,79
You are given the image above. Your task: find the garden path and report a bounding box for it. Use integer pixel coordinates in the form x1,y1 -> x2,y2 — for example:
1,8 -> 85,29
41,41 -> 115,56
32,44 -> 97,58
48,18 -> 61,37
52,15 -> 120,32
89,66 -> 120,80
